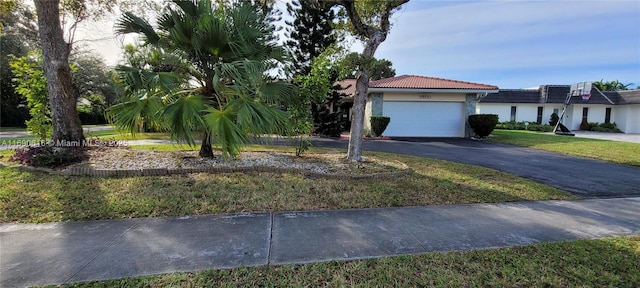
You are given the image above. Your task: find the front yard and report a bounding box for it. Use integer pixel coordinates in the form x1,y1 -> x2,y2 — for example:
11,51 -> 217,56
487,130 -> 640,166
0,145 -> 573,223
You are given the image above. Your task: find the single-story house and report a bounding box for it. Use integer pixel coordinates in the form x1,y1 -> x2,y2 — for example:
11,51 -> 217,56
477,86 -> 640,133
338,75 -> 499,137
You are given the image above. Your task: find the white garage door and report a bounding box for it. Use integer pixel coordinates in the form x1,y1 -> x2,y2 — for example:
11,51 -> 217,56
382,102 -> 464,137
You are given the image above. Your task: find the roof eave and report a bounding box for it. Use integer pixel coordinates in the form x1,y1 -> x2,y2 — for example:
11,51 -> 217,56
368,87 -> 499,94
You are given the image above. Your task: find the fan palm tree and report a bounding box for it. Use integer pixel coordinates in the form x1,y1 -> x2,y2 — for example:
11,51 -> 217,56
109,0 -> 295,158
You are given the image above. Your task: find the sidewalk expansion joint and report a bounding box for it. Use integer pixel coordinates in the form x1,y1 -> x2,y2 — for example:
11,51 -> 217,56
266,211 -> 274,266
63,221 -> 141,284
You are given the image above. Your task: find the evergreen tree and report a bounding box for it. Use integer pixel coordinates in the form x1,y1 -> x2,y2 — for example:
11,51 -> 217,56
286,0 -> 345,137
285,0 -> 337,76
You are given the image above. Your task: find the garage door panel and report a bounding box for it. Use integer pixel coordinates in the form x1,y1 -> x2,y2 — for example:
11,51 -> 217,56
382,102 -> 463,137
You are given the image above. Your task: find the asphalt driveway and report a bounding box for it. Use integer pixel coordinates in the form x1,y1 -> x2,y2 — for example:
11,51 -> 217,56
310,138 -> 640,199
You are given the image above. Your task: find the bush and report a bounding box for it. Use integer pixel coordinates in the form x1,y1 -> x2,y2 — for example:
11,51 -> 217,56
527,124 -> 553,132
10,145 -> 85,168
580,120 -> 591,131
495,121 -> 526,130
77,105 -> 107,125
0,105 -> 29,127
588,122 -> 622,133
549,113 -> 559,126
370,116 -> 391,137
468,114 -> 499,138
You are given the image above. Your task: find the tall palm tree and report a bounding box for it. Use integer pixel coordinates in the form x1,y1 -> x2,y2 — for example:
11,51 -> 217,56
109,0 -> 295,158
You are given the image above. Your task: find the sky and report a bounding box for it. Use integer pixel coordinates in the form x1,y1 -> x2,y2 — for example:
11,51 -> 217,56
77,0 -> 640,89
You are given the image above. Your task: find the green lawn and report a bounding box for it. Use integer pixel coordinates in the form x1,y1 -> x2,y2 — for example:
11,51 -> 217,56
0,125 -> 172,142
0,146 -> 574,223
487,130 -> 640,166
53,235 -> 640,288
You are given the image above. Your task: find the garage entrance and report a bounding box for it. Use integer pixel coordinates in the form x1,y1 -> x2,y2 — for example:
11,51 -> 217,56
382,101 -> 464,137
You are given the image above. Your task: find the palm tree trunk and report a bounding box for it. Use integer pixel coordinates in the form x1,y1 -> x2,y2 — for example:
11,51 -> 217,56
199,130 -> 214,158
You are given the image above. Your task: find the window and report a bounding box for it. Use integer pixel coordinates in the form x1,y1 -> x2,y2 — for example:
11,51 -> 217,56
553,108 -> 559,115
582,107 -> 589,122
536,107 -> 543,124
510,106 -> 517,122
605,108 -> 612,124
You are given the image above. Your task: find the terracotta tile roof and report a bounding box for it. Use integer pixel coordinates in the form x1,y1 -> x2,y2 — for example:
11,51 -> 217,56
336,79 -> 357,96
336,75 -> 498,95
370,75 -> 498,90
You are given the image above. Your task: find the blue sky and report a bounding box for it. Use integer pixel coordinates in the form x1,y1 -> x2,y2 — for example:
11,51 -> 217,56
81,0 -> 639,89
362,0 -> 640,88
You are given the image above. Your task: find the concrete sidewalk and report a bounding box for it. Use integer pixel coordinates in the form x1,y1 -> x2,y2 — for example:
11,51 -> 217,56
1,197 -> 639,287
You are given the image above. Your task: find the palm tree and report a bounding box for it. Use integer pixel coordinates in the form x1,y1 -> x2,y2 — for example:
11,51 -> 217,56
592,79 -> 634,91
109,0 -> 295,158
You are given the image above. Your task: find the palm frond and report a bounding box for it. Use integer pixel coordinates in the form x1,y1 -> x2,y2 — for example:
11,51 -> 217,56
115,12 -> 160,44
161,94 -> 206,146
204,107 -> 247,159
230,98 -> 289,137
106,91 -> 166,135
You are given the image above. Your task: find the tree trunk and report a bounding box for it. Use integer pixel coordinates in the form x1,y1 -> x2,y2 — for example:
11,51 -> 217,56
34,0 -> 84,145
347,72 -> 368,161
347,35 -> 384,162
199,130 -> 214,158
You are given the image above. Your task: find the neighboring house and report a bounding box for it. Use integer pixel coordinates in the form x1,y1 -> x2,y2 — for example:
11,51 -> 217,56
338,75 -> 498,137
477,86 -> 640,133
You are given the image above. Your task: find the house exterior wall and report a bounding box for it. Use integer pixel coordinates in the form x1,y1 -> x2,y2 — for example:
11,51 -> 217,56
364,95 -> 372,131
364,93 -> 384,131
566,105 -> 610,130
516,106 -> 538,123
476,104 -> 510,122
614,105 -> 640,133
464,94 -> 477,137
476,103 -> 564,124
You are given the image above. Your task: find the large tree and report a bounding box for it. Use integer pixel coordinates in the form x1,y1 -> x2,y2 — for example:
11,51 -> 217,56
340,52 -> 395,81
322,0 -> 409,161
34,0 -> 84,143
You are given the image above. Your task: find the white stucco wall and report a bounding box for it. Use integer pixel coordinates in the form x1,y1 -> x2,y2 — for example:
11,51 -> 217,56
477,104 -> 563,124
516,106 -> 538,123
476,104 -> 510,122
364,96 -> 373,131
614,105 -> 640,133
566,105 -> 610,130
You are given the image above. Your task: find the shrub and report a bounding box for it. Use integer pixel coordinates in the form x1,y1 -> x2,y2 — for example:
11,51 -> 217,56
580,120 -> 591,131
589,122 -> 622,133
527,124 -> 553,132
370,116 -> 391,137
549,113 -> 559,126
496,121 -> 526,130
10,145 -> 85,168
78,105 -> 107,125
468,114 -> 499,138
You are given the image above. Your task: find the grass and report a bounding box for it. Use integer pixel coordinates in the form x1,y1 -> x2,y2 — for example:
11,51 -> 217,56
487,130 -> 640,166
0,125 -> 172,142
54,235 -> 640,287
0,145 -> 575,223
